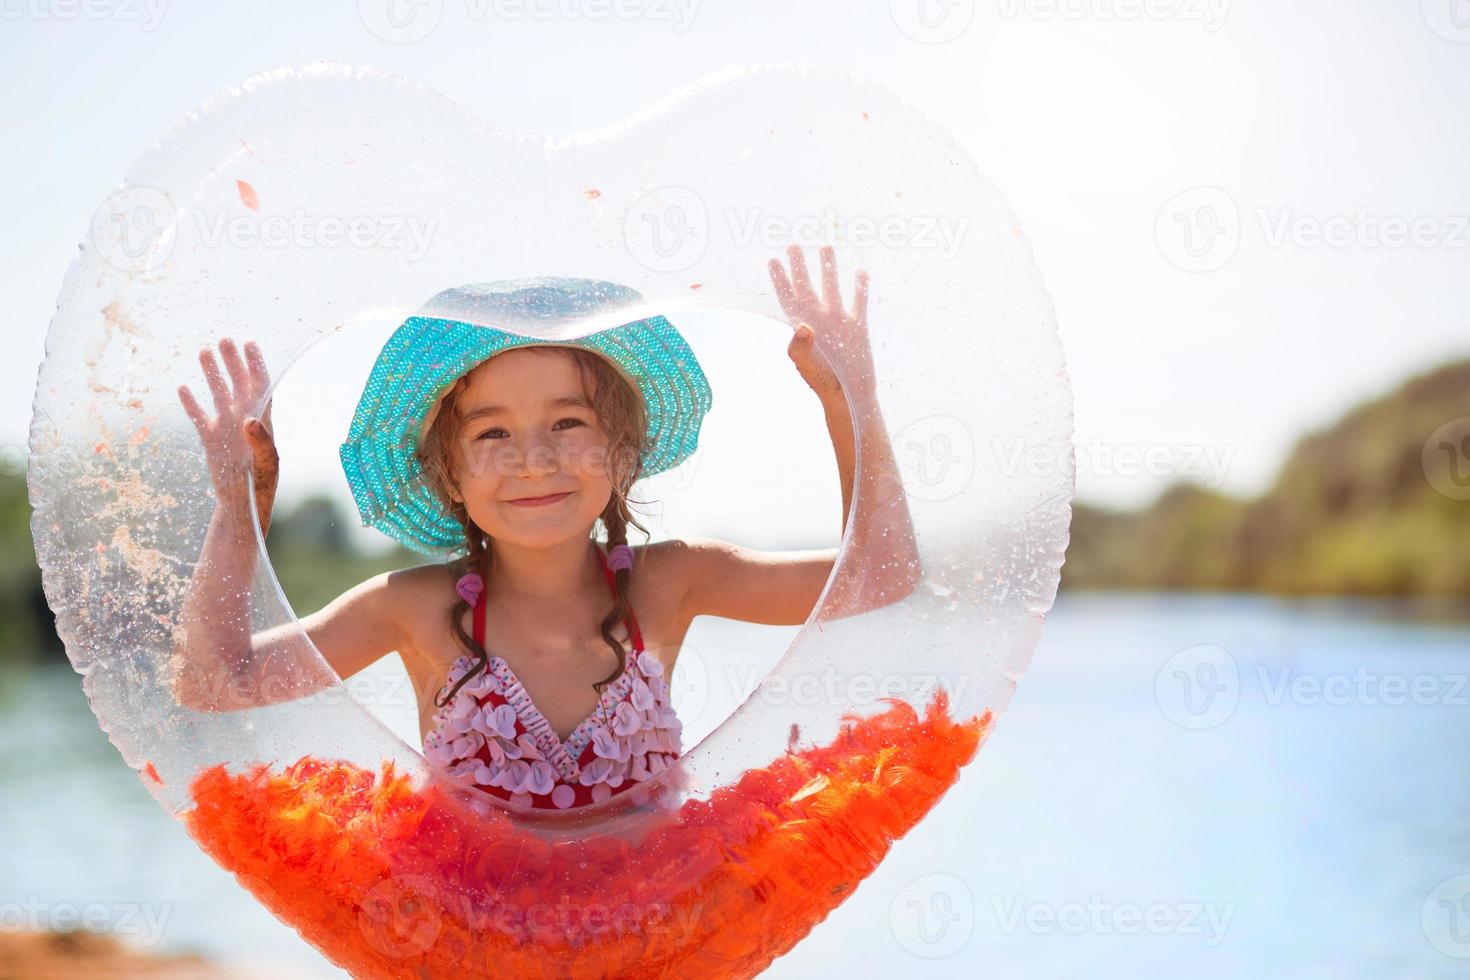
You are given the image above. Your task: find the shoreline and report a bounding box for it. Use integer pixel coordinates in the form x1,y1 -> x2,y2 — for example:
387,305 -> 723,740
0,929 -> 255,980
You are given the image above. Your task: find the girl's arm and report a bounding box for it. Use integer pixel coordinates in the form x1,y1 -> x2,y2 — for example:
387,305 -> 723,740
671,246 -> 921,628
802,328 -> 922,618
169,499 -> 411,712
169,339 -> 411,712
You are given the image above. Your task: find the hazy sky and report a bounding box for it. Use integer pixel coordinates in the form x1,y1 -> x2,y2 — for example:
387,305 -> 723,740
6,1 -> 1468,553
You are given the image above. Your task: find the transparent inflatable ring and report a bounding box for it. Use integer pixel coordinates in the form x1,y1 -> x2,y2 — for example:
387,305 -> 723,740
28,63 -> 1073,977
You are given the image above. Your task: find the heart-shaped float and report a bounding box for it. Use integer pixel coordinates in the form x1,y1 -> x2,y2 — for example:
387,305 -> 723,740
28,63 -> 1073,977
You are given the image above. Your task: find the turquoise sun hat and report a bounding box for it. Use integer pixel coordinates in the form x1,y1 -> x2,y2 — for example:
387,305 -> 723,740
339,277 -> 714,558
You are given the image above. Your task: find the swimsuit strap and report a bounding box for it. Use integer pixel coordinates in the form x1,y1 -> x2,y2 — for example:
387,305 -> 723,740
471,544 -> 644,651
595,545 -> 646,651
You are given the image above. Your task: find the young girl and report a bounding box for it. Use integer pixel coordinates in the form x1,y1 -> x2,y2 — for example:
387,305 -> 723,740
172,245 -> 918,811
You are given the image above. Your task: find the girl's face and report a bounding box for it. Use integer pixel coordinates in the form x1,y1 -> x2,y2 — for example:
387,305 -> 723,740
447,348 -> 614,548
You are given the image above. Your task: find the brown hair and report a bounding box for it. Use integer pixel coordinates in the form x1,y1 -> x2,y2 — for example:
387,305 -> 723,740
418,347 -> 651,710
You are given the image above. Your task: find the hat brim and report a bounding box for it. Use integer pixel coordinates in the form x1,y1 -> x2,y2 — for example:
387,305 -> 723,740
415,340 -> 644,448
339,312 -> 713,557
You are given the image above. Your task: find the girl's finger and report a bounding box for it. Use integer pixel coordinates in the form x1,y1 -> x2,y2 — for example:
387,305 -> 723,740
219,337 -> 250,396
788,345 -> 817,385
244,340 -> 270,386
820,246 -> 842,313
852,270 -> 870,326
249,420 -> 280,466
178,385 -> 209,433
200,348 -> 232,417
787,244 -> 813,298
769,259 -> 797,315
253,417 -> 277,448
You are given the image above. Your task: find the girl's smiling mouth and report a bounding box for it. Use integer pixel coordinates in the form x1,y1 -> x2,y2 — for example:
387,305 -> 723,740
504,490 -> 575,507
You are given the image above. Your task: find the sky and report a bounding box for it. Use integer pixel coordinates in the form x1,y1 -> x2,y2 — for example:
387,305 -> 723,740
6,0 -> 1469,553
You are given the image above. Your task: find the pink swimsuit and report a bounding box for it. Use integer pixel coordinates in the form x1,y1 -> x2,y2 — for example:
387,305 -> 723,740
423,546 -> 683,810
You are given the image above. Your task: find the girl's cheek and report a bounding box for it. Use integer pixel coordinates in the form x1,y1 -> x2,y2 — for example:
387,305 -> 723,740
462,443 -> 506,482
460,433 -> 608,480
568,435 -> 613,476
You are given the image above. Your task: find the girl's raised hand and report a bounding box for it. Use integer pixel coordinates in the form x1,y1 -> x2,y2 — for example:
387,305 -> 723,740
177,338 -> 279,538
768,244 -> 875,403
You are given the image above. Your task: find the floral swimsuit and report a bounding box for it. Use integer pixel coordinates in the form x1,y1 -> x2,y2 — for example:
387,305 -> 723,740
423,546 -> 683,810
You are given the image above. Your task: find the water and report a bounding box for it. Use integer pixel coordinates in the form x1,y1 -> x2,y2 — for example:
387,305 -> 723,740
3,594 -> 1469,978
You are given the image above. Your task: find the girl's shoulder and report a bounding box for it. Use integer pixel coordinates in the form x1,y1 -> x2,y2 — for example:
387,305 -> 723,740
391,542 -> 685,605
393,560 -> 461,603
380,562 -> 460,640
624,540 -> 705,615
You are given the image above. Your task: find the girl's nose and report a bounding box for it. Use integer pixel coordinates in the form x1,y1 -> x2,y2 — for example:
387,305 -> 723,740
520,436 -> 563,478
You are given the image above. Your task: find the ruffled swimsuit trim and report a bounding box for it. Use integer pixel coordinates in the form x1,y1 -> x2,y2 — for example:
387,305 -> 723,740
423,544 -> 683,810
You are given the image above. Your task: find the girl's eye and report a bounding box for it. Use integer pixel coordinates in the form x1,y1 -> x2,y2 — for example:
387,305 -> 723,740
474,418 -> 585,441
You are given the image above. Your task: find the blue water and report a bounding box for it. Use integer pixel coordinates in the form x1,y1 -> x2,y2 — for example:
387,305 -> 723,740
3,594 -> 1469,978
